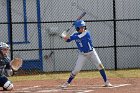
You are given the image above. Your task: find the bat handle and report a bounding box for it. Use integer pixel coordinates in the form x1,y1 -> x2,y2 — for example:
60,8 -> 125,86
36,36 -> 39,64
66,28 -> 70,32
72,12 -> 86,25
66,25 -> 74,32
66,12 -> 86,33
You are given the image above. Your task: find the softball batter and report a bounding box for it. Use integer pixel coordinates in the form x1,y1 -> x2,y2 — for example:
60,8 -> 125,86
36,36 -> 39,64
61,20 -> 112,88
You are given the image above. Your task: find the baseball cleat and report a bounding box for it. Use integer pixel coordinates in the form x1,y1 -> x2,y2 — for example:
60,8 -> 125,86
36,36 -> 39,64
61,82 -> 70,88
104,81 -> 113,87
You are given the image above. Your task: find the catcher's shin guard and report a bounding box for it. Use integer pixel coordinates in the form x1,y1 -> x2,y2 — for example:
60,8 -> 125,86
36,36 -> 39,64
5,69 -> 14,77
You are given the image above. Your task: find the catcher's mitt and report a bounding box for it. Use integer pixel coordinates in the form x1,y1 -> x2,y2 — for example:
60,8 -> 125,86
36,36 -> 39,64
10,58 -> 23,71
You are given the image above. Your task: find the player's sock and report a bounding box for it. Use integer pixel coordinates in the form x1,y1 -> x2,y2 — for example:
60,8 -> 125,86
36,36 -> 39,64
67,73 -> 75,83
99,69 -> 107,82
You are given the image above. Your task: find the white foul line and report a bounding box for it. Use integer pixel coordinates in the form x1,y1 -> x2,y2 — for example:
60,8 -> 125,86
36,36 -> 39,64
76,90 -> 94,93
37,89 -> 94,93
16,85 -> 40,90
109,84 -> 131,88
15,84 -> 131,92
68,83 -> 131,89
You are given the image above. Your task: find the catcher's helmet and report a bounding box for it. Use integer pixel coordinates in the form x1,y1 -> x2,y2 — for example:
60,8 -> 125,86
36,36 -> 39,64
3,80 -> 14,91
74,20 -> 86,31
0,42 -> 10,50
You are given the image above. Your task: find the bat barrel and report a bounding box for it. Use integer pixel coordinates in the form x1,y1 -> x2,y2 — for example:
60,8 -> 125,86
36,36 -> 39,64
77,12 -> 86,20
63,12 -> 86,33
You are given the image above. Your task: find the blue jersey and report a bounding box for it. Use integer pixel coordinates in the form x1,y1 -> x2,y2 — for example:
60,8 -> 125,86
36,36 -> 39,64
66,30 -> 93,53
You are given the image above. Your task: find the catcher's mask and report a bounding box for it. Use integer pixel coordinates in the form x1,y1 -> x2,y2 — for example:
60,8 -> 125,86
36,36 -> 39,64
74,20 -> 87,32
0,42 -> 10,56
0,42 -> 10,50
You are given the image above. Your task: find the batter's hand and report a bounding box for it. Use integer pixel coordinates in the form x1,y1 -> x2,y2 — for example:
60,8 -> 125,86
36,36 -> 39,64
63,35 -> 70,41
61,31 -> 67,38
61,31 -> 70,41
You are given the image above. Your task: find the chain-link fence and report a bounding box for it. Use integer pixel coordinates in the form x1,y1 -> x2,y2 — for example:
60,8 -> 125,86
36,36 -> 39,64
0,0 -> 140,74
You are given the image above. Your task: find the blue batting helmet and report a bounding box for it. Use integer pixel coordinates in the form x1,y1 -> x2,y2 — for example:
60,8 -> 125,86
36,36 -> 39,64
74,20 -> 86,29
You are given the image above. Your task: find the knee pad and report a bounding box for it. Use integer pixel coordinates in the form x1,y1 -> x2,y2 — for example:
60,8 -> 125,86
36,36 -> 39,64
5,69 -> 14,77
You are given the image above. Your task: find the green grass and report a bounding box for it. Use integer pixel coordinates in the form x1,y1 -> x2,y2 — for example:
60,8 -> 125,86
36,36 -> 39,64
9,69 -> 140,82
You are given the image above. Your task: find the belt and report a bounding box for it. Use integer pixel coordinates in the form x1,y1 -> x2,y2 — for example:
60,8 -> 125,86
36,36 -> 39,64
82,50 -> 93,53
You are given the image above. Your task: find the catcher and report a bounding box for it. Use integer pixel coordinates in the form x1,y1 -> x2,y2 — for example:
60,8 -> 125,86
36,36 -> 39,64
0,42 -> 22,77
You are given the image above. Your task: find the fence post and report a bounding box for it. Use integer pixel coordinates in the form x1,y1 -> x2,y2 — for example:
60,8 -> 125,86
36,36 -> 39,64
7,0 -> 13,60
113,0 -> 117,70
